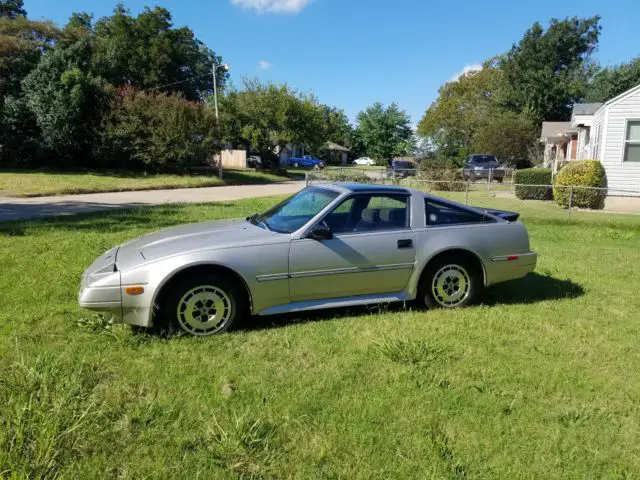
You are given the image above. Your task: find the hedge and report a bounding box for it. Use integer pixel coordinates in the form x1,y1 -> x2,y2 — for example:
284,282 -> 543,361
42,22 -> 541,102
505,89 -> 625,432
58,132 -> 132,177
553,160 -> 607,209
324,171 -> 371,183
417,168 -> 466,192
514,168 -> 553,200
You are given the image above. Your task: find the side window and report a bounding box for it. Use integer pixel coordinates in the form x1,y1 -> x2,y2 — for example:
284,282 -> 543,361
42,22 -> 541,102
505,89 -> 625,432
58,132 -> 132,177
323,198 -> 355,233
426,199 -> 493,226
323,194 -> 410,234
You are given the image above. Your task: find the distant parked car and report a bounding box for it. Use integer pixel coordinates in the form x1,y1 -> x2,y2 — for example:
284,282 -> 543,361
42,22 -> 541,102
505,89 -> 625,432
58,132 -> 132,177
247,155 -> 262,168
463,154 -> 505,182
353,157 -> 376,166
288,155 -> 325,169
387,159 -> 417,179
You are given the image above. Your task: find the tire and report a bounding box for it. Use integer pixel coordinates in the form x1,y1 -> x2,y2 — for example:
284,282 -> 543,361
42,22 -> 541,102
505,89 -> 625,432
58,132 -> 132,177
157,273 -> 247,336
294,162 -> 299,168
418,254 -> 482,309
495,177 -> 504,184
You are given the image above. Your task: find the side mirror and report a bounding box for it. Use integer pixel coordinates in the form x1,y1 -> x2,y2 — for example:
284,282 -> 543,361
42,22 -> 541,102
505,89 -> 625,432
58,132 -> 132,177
309,225 -> 333,241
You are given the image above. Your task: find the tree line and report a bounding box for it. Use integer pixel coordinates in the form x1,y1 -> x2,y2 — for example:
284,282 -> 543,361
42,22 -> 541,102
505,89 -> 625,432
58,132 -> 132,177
418,16 -> 640,167
0,1 -> 414,171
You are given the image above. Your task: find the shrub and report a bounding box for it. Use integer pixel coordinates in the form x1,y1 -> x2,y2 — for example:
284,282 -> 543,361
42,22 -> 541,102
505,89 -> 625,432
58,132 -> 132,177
553,160 -> 607,210
324,171 -> 371,183
100,87 -> 217,171
514,168 -> 553,200
418,167 -> 465,192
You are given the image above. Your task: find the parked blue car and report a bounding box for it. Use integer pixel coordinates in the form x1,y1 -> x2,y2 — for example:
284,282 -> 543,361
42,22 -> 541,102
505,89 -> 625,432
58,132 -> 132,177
287,155 -> 326,169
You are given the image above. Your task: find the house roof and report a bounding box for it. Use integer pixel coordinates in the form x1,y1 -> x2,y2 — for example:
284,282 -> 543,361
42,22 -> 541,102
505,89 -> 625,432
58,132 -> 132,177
326,141 -> 350,152
572,103 -> 603,116
540,122 -> 571,139
602,82 -> 640,108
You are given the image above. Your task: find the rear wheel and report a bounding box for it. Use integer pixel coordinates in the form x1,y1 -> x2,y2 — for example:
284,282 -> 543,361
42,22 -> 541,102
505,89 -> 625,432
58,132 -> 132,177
157,273 -> 247,336
294,162 -> 299,168
419,254 -> 482,309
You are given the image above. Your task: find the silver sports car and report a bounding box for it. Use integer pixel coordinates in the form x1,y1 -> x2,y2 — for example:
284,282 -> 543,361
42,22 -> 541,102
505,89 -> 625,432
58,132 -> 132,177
79,183 -> 537,336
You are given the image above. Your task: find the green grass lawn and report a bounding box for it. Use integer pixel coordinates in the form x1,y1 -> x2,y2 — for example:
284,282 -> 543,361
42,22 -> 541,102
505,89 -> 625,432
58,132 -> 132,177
0,169 -> 296,198
1,195 -> 640,478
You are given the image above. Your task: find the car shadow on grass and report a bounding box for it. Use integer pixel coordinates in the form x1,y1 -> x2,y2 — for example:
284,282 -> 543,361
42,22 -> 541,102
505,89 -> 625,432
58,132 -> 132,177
241,273 -> 584,333
128,273 -> 585,338
243,302 -> 409,333
481,273 -> 584,306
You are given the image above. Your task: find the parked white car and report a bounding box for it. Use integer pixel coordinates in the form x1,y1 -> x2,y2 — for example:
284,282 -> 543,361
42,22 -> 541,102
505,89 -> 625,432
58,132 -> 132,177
353,157 -> 376,166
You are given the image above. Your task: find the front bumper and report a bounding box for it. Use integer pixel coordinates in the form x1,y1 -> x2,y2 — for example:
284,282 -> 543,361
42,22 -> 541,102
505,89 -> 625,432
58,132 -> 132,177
79,247 -> 123,319
465,169 -> 505,179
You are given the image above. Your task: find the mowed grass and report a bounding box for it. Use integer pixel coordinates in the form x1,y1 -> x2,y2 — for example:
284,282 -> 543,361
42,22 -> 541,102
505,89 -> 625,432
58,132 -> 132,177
1,195 -> 640,478
0,169 -> 294,197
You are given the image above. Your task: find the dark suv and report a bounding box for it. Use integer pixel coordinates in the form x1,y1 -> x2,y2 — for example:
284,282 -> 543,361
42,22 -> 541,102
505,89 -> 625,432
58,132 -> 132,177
386,160 -> 417,179
463,154 -> 504,182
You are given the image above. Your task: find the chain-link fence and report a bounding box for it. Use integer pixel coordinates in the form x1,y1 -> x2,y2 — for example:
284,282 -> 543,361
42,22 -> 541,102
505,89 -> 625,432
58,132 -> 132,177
305,167 -> 640,217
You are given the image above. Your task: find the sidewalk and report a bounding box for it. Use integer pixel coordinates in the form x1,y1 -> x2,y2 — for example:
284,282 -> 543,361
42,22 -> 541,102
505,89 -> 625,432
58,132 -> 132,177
0,181 -> 305,222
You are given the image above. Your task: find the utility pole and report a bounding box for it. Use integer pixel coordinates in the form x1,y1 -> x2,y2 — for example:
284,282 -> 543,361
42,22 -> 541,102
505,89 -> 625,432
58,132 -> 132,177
212,61 -> 229,180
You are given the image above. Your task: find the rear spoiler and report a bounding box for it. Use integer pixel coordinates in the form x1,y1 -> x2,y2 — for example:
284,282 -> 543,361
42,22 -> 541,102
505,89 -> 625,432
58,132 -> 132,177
481,208 -> 520,222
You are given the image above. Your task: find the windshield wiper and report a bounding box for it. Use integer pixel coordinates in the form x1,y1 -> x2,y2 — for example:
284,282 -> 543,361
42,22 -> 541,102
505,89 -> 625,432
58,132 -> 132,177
247,213 -> 271,231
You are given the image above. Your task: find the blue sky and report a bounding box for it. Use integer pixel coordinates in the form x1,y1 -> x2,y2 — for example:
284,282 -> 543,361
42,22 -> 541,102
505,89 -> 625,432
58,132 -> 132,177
24,0 -> 640,125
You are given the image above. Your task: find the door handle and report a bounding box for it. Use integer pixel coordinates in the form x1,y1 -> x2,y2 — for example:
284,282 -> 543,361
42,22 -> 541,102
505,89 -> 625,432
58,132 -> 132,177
397,239 -> 413,249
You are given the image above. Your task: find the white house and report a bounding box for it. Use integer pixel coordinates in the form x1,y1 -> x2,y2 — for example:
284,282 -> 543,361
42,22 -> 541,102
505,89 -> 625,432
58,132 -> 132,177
541,83 -> 640,195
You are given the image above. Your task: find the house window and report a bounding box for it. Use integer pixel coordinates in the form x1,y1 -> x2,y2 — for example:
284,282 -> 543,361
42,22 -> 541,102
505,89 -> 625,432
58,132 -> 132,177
624,121 -> 640,162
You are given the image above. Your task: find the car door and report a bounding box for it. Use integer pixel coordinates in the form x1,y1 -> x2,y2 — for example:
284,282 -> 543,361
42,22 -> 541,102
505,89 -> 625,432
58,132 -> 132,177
288,193 -> 416,302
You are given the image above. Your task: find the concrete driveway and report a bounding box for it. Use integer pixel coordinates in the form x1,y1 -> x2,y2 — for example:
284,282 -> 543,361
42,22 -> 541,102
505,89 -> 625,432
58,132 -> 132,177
0,181 -> 305,222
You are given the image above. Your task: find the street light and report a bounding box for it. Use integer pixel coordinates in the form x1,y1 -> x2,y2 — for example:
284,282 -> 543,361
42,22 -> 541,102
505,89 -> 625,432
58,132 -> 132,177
213,62 -> 230,180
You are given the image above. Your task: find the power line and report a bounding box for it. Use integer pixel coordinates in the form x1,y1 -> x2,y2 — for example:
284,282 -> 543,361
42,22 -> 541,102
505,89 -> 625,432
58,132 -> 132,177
143,72 -> 212,93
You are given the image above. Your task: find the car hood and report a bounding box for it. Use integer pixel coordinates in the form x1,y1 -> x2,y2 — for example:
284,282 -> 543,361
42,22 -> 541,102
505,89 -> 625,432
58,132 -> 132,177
115,218 -> 282,270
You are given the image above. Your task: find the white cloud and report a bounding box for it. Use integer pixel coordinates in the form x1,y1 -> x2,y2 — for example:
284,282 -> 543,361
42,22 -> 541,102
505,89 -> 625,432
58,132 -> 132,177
449,63 -> 483,82
257,60 -> 272,70
231,0 -> 312,14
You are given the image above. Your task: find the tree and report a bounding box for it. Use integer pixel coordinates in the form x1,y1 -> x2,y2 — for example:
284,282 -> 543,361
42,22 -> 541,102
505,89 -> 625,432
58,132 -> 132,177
59,12 -> 94,47
417,64 -> 505,160
471,111 -> 539,167
0,16 -> 60,101
586,57 -> 640,102
92,4 -> 225,101
0,94 -> 40,163
500,16 -> 601,122
322,106 -> 354,149
0,0 -> 26,19
100,87 -> 217,170
355,103 -> 413,163
22,38 -> 109,164
220,79 -> 327,167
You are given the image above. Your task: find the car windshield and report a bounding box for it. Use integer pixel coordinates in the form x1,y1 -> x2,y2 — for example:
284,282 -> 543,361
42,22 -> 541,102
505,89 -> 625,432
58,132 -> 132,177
470,155 -> 498,163
393,161 -> 414,168
248,187 -> 339,234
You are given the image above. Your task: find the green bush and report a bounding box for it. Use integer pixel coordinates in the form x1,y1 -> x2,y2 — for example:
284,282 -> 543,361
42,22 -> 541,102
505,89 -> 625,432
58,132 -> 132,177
553,160 -> 607,209
100,87 -> 217,171
417,167 -> 466,191
324,171 -> 371,183
514,168 -> 553,200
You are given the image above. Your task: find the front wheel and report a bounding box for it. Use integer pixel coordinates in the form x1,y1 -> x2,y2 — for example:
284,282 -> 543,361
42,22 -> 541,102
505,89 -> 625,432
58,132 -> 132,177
157,273 -> 247,336
418,255 -> 482,309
